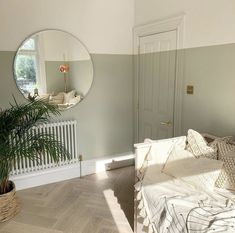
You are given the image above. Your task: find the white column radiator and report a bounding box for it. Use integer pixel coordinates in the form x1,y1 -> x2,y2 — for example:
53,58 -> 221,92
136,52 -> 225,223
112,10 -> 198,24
11,120 -> 78,176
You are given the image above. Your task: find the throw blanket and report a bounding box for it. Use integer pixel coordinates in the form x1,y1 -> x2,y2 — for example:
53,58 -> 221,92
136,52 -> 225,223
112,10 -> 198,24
135,159 -> 235,233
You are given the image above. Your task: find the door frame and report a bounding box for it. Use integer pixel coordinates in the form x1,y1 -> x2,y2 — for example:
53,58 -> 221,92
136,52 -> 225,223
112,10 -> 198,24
133,14 -> 185,142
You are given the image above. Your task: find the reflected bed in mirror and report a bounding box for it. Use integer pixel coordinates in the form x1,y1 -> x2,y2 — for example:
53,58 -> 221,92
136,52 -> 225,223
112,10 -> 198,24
13,29 -> 93,110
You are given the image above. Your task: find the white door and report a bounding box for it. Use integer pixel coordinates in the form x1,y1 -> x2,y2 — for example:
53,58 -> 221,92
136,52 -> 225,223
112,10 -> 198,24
138,30 -> 177,142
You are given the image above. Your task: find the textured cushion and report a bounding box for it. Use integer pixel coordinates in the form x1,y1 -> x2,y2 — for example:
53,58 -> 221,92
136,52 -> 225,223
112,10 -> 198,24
64,90 -> 76,104
163,147 -> 223,192
209,136 -> 234,148
50,92 -> 64,105
215,141 -> 235,190
186,129 -> 217,160
69,95 -> 81,105
36,94 -> 50,102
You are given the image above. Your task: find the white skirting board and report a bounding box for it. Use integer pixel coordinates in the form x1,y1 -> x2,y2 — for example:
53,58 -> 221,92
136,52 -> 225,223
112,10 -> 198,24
11,152 -> 134,191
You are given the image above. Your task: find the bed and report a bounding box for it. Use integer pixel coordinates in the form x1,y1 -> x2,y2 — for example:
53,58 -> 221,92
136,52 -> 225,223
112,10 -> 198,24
134,135 -> 235,233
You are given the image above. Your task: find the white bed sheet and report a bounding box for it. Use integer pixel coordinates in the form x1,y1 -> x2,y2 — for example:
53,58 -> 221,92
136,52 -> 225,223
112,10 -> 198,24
140,165 -> 235,233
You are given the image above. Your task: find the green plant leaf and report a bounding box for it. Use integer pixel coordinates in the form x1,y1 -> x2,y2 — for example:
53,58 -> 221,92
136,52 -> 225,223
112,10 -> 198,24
0,99 -> 71,194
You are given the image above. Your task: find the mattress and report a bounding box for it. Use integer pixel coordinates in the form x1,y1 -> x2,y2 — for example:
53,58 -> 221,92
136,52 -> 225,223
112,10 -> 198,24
137,164 -> 235,233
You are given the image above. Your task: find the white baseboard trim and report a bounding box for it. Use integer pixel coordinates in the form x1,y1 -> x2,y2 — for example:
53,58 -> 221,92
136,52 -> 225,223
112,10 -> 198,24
11,151 -> 134,191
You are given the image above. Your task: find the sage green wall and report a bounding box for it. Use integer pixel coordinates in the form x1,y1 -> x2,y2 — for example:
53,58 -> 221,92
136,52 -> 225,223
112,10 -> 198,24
0,51 -> 133,159
69,60 -> 93,96
2,43 -> 235,159
134,43 -> 235,138
182,43 -> 235,136
0,51 -> 24,106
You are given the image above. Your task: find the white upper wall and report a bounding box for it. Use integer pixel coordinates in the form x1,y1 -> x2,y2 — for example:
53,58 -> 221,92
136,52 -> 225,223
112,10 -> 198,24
135,0 -> 235,48
0,0 -> 134,54
38,30 -> 90,61
2,1 -> 235,53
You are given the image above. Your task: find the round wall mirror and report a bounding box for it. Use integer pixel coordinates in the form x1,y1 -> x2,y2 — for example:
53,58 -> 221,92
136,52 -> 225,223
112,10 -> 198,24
14,30 -> 93,110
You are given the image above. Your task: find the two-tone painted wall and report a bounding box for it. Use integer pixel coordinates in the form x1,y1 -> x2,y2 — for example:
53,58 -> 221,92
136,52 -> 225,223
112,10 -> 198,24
135,0 -> 235,136
1,0 -> 235,162
0,0 -> 134,160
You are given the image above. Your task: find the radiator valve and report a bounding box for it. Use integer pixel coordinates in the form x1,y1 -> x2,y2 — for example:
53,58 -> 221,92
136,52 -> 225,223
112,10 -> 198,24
79,154 -> 83,178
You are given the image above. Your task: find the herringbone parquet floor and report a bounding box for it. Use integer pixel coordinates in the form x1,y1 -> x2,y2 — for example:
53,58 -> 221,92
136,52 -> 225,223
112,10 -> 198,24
0,166 -> 134,233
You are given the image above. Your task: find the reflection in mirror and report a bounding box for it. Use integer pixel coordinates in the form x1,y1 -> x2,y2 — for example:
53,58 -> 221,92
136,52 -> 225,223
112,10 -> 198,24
14,30 -> 93,110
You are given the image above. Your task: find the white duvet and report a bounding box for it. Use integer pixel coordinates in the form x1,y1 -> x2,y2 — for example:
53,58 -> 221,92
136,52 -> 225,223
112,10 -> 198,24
137,165 -> 235,233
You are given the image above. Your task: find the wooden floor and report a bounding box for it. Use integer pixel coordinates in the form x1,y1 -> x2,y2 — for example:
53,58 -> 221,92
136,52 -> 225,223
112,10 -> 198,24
0,166 -> 134,233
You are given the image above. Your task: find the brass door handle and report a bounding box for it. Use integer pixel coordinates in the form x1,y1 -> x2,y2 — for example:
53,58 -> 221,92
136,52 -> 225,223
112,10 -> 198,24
160,121 -> 172,126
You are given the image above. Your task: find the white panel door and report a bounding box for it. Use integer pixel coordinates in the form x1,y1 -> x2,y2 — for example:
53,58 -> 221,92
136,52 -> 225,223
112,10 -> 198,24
138,30 -> 177,142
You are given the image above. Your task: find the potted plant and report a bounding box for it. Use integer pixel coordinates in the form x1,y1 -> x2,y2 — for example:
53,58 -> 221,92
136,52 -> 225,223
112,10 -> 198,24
0,99 -> 70,222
